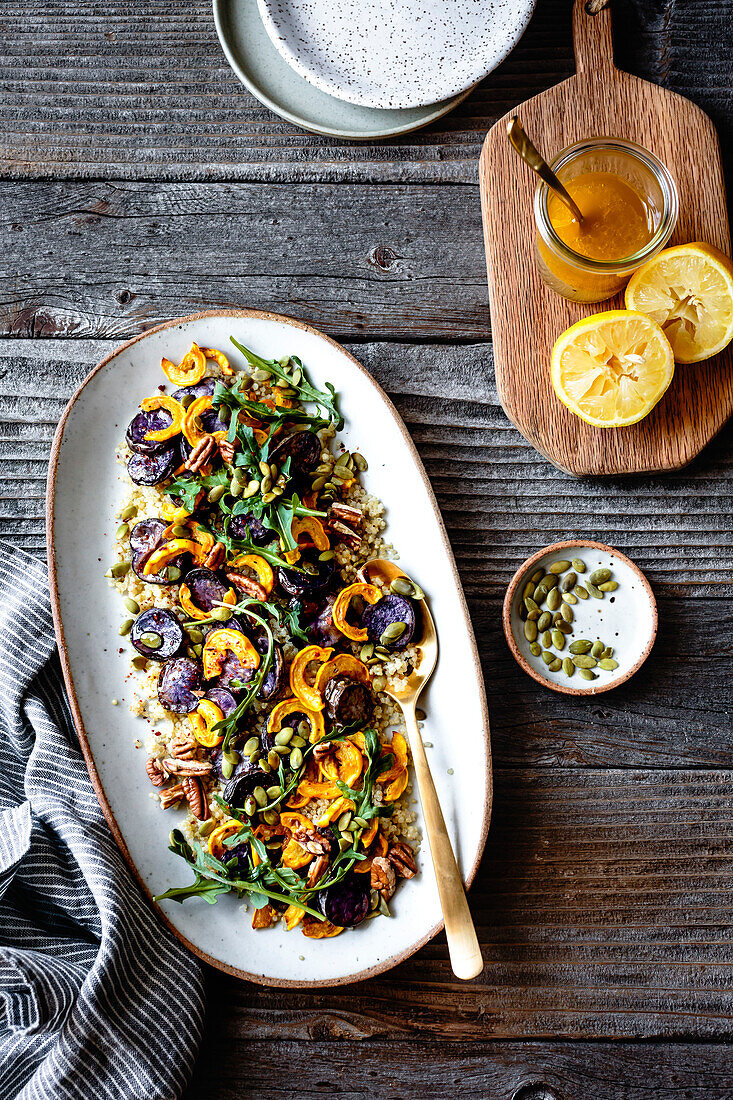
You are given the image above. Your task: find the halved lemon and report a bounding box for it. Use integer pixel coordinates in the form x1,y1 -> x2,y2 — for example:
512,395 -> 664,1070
551,310 -> 674,428
625,242 -> 733,363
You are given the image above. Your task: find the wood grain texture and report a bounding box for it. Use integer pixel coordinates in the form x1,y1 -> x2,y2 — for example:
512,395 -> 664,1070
177,769 -> 733,1043
480,0 -> 733,475
185,1040 -> 733,1099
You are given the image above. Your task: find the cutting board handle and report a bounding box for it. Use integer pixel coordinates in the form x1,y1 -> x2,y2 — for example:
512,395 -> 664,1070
573,0 -> 615,74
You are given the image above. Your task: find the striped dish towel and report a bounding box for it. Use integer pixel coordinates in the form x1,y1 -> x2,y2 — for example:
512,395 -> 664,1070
0,543 -> 204,1100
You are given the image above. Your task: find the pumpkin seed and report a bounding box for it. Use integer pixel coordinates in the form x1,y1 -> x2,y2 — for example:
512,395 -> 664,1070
172,524 -> 189,538
118,503 -> 138,521
319,550 -> 335,562
391,577 -> 415,597
522,581 -> 536,601
374,646 -> 391,660
524,596 -> 540,616
269,462 -> 279,480
572,558 -> 586,573
560,602 -> 574,623
579,669 -> 598,681
314,463 -> 332,476
599,581 -> 619,592
259,760 -> 272,774
555,620 -> 573,634
415,708 -> 427,720
274,745 -> 290,756
261,491 -> 276,504
187,627 -> 203,644
275,728 -> 294,747
372,675 -> 387,692
108,561 -> 130,578
140,631 -> 162,649
529,642 -> 541,657
243,479 -> 260,498
559,571 -> 577,592
599,658 -> 619,670
290,734 -> 307,749
573,655 -> 597,669
574,585 -> 589,599
541,630 -> 552,649
222,752 -> 239,780
278,355 -> 291,369
547,588 -> 561,611
253,786 -> 268,807
352,452 -> 368,471
265,749 -> 279,769
211,606 -> 232,621
168,565 -> 183,582
562,592 -> 578,605
378,896 -> 392,918
530,569 -> 545,585
123,597 -> 139,615
562,658 -> 574,677
551,629 -> 566,651
243,736 -> 260,757
261,474 -> 273,494
590,568 -> 612,585
601,646 -> 614,659
198,819 -> 216,838
207,483 -> 226,504
541,650 -> 555,666
337,811 -> 352,831
586,581 -> 603,599
116,522 -> 129,540
537,612 -> 552,632
243,794 -> 257,815
359,643 -> 374,662
289,747 -> 304,770
380,622 -> 406,644
229,478 -> 243,498
524,620 -> 538,642
262,809 -> 280,826
533,585 -> 548,605
252,368 -> 271,382
267,785 -> 282,800
192,643 -> 203,657
540,573 -> 559,589
569,640 -> 592,654
548,657 -> 562,672
131,655 -> 148,670
549,560 -> 571,574
334,452 -> 351,468
591,641 -> 605,658
118,618 -> 134,636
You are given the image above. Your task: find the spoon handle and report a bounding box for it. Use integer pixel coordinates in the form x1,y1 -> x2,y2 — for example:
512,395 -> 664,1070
402,703 -> 483,981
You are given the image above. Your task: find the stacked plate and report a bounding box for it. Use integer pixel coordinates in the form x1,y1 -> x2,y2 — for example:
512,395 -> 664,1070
213,0 -> 536,140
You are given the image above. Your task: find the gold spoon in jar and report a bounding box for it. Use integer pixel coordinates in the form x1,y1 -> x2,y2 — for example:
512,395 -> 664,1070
357,557 -> 483,981
507,115 -> 585,223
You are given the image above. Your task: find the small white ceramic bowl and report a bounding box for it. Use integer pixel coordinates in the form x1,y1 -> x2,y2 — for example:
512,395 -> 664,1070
503,540 -> 657,696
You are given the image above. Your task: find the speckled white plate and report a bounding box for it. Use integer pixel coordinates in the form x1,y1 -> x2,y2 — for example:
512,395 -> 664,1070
503,541 -> 657,696
213,0 -> 476,140
256,0 -> 536,110
47,309 -> 492,987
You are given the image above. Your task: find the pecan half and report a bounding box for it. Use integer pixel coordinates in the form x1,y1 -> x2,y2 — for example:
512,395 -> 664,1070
145,757 -> 166,787
329,519 -> 362,550
225,571 -> 267,602
170,732 -> 198,759
312,740 -> 334,762
182,776 -> 209,820
161,757 -> 212,777
159,782 -> 187,810
328,502 -> 363,528
306,853 -> 330,888
184,435 -> 217,473
291,825 -> 331,857
371,855 -> 396,901
204,543 -> 226,571
387,841 -> 417,879
217,438 -> 236,464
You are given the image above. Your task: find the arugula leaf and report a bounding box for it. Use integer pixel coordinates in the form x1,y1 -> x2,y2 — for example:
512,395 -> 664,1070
230,337 -> 343,429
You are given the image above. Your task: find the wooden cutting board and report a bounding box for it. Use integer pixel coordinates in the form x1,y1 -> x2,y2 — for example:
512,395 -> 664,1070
479,0 -> 733,476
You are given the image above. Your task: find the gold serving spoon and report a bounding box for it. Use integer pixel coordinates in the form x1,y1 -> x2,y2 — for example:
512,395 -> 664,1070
357,558 -> 484,981
507,115 -> 585,223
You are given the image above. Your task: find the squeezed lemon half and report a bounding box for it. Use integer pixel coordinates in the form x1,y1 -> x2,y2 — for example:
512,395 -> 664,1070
551,310 -> 675,428
625,242 -> 733,363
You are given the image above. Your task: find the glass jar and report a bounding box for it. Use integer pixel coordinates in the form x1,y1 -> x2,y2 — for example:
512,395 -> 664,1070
534,138 -> 679,304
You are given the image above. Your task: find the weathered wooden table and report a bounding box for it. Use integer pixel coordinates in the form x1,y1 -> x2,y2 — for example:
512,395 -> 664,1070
3,0 -> 733,1095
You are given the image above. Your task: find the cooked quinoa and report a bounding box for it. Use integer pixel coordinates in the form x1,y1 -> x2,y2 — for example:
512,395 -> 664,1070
109,339 -> 423,935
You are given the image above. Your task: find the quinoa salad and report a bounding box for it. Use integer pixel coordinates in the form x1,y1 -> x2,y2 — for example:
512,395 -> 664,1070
108,338 -> 424,937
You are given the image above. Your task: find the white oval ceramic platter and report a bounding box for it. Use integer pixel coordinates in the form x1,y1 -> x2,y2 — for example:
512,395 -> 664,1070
47,309 -> 492,987
257,0 -> 537,110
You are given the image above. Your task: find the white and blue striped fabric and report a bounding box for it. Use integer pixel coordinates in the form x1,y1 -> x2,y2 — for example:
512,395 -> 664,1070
0,544 -> 205,1099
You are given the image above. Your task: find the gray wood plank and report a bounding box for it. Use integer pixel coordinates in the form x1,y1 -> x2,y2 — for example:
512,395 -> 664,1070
183,1040 -> 733,1099
0,0 -> 729,183
178,769 -> 733,1041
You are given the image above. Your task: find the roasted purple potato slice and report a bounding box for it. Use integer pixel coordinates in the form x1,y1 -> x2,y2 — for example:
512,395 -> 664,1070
227,512 -> 271,546
183,567 -> 232,614
129,517 -> 167,557
204,685 -> 239,717
126,407 -> 174,455
131,551 -> 184,586
269,430 -> 320,480
276,554 -> 335,600
362,593 -> 416,650
323,676 -> 373,727
222,762 -> 271,808
157,656 -> 203,714
171,377 -> 218,403
127,447 -> 178,486
319,877 -> 370,928
306,593 -> 342,648
130,608 -> 184,660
